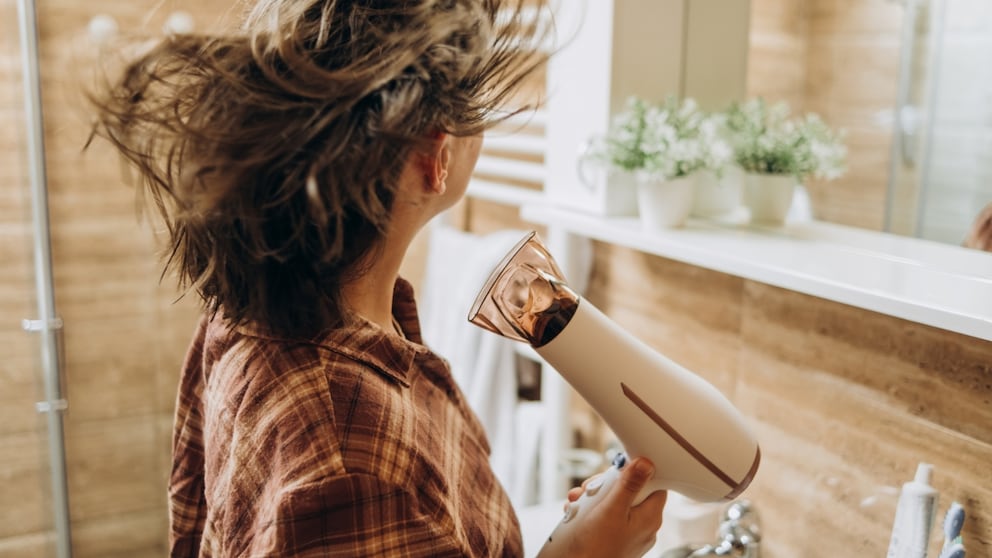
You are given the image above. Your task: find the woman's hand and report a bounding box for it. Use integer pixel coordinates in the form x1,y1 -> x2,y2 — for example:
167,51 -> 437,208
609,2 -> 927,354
564,474 -> 600,510
538,456 -> 667,558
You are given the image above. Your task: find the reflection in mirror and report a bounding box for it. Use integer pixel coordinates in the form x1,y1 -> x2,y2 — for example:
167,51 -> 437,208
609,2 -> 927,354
746,0 -> 992,251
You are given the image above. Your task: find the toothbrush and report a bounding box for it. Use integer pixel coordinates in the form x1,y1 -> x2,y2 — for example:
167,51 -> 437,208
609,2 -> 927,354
942,502 -> 965,551
937,541 -> 965,558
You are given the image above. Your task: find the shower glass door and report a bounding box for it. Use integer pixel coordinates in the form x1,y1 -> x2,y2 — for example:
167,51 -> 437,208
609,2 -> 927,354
886,0 -> 992,245
1,0 -> 71,556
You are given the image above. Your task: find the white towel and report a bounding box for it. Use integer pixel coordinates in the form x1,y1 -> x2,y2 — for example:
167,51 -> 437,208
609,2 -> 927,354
419,226 -> 539,506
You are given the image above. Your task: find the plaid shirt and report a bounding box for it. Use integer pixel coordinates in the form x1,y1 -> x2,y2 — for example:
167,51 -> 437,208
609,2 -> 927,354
169,278 -> 523,557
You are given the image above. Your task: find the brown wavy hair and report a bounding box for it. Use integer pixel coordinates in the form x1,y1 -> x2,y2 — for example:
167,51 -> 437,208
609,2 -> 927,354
89,0 -> 550,337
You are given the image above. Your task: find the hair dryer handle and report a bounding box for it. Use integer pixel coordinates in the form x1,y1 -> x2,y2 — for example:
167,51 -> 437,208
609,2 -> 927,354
539,453 -> 664,557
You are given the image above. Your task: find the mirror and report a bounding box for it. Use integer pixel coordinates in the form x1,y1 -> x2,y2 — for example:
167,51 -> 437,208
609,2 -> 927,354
747,0 -> 992,250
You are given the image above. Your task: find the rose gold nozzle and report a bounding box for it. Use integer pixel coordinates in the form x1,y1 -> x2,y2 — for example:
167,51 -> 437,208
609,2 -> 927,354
467,231 -> 580,347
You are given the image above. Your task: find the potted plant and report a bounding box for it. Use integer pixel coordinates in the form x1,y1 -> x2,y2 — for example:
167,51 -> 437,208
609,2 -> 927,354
589,96 -> 730,229
688,111 -> 737,218
636,96 -> 706,229
726,98 -> 846,225
579,97 -> 651,218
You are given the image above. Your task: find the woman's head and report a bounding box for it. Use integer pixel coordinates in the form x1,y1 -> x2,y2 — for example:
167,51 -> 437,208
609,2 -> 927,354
90,0 -> 549,336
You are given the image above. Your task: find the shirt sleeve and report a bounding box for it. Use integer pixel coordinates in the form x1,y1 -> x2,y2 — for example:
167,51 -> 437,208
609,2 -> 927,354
170,317 -> 209,558
256,472 -> 465,558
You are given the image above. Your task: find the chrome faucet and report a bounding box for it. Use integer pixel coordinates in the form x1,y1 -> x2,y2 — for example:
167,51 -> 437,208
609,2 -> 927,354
660,500 -> 761,558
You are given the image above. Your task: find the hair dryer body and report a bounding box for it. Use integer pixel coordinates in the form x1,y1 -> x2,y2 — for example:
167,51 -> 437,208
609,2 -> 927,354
468,231 -> 760,504
537,298 -> 759,503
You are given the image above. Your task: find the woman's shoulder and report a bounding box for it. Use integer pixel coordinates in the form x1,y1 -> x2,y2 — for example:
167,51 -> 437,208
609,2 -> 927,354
199,315 -> 415,431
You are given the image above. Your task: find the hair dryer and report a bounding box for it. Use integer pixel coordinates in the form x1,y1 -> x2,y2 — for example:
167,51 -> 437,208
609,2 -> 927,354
467,231 -> 760,505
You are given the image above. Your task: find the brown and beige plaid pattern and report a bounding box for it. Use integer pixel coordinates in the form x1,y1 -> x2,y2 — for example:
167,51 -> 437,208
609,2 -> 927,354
170,279 -> 523,557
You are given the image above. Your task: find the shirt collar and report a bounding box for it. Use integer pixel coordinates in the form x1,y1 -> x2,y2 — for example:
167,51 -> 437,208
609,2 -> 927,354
232,277 -> 431,388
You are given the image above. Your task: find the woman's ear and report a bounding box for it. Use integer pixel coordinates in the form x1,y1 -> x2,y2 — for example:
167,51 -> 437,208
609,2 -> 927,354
424,133 -> 451,195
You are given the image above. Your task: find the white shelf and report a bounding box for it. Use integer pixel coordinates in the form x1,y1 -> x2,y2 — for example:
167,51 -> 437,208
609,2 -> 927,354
521,205 -> 992,342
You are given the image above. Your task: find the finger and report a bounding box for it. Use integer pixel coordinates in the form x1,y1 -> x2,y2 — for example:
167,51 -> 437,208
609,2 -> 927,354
632,489 -> 668,531
606,457 -> 655,509
581,473 -> 602,490
566,486 -> 584,503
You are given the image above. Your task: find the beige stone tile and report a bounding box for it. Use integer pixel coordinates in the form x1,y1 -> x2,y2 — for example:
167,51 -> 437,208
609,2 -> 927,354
807,193 -> 886,230
589,244 -> 744,336
54,281 -> 157,325
750,0 -> 808,35
809,191 -> 887,230
63,415 -> 166,522
0,172 -> 31,223
746,37 -> 808,112
807,124 -> 891,231
804,37 -> 901,120
71,508 -> 167,558
740,282 -> 992,444
154,414 -> 175,491
60,317 -> 161,422
45,182 -> 147,228
0,223 -> 33,266
47,218 -> 156,265
0,198 -> 30,225
802,43 -> 834,105
49,225 -> 160,322
735,328 -> 992,557
0,430 -> 54,539
808,0 -> 905,37
153,294 -> 202,414
0,339 -> 46,436
805,194 -> 887,232
0,531 -> 56,558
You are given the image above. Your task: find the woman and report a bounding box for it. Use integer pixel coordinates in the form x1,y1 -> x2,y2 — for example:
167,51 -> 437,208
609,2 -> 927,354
90,0 -> 666,556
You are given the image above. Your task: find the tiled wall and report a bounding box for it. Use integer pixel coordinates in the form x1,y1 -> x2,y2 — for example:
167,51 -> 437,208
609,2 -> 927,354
466,199 -> 992,556
0,1 -> 232,556
746,0 -> 808,114
0,0 -> 49,554
590,245 -> 992,557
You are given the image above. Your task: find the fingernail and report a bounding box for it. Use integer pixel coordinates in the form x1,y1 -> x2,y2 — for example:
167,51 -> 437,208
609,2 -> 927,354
561,503 -> 579,524
584,475 -> 605,497
631,458 -> 654,479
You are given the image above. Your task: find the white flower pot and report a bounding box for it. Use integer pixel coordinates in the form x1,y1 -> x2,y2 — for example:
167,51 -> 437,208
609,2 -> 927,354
604,169 -> 640,217
572,149 -> 640,216
636,175 -> 695,230
742,172 -> 797,225
691,168 -> 742,218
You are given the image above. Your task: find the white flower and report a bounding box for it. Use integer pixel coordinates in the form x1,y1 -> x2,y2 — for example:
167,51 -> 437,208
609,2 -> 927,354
726,97 -> 846,180
589,95 -> 739,180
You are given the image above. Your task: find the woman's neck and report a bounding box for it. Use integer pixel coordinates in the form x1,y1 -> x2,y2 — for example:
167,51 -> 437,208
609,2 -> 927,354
341,217 -> 419,334
342,153 -> 447,333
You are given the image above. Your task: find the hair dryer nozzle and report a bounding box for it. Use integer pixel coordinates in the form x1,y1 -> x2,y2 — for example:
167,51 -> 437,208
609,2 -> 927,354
467,231 -> 579,347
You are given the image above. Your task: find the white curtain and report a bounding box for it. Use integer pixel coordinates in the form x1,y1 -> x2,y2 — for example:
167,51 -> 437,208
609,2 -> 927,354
419,226 -> 542,507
